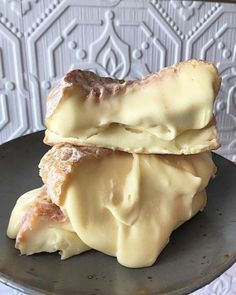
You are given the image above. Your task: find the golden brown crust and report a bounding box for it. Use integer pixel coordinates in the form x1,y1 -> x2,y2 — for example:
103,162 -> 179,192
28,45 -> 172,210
65,70 -> 126,97
46,59 -> 221,119
16,187 -> 67,247
46,71 -> 126,118
39,145 -> 113,206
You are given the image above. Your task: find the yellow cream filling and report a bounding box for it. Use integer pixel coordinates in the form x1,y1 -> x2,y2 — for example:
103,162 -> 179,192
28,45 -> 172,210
7,188 -> 90,259
62,152 -> 215,267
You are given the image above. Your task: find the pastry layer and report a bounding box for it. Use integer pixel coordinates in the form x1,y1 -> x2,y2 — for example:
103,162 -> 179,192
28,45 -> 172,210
7,187 -> 90,259
45,60 -> 221,154
39,145 -> 216,267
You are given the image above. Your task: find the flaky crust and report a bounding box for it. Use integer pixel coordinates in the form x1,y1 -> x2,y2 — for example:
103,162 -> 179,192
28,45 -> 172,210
46,59 -> 221,119
16,186 -> 67,247
39,145 -> 113,206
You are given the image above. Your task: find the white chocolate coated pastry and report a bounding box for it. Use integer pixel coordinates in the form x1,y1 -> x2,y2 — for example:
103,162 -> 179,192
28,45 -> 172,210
44,60 -> 221,154
38,145 -> 216,268
7,187 -> 90,259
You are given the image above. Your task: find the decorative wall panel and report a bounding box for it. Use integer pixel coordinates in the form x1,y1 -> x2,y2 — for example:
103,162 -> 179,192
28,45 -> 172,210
0,0 -> 31,142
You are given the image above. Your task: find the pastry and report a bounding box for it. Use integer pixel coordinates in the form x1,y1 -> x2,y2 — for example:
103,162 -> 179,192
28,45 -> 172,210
40,146 -> 215,267
44,60 -> 221,154
7,186 -> 90,259
7,59 -> 220,268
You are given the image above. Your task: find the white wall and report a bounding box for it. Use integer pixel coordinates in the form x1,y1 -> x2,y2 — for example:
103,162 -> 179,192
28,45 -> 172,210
0,0 -> 236,162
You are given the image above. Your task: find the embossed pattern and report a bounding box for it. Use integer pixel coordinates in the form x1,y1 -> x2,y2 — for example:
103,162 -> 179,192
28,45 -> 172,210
0,0 -> 235,162
0,0 -> 235,294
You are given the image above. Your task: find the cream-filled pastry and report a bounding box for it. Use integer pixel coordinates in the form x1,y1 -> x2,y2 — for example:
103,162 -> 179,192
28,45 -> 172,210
7,186 -> 90,259
36,145 -> 215,268
44,60 -> 221,154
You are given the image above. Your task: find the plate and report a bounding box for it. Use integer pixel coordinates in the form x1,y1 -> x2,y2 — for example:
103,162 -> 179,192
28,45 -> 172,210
0,132 -> 235,295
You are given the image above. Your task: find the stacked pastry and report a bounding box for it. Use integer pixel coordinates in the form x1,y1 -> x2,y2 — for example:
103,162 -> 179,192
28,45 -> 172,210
7,60 -> 221,268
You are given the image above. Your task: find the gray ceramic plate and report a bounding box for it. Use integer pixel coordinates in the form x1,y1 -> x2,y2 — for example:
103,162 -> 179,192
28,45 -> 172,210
0,132 -> 235,295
